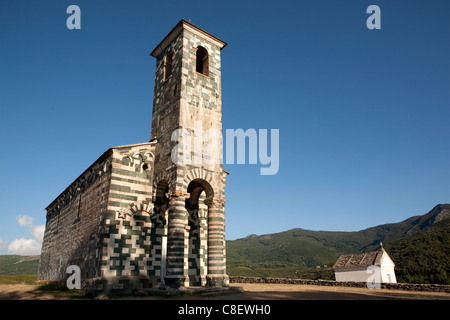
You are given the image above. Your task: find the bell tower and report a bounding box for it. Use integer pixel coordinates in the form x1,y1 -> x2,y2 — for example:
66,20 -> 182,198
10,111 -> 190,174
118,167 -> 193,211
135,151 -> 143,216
150,20 -> 228,287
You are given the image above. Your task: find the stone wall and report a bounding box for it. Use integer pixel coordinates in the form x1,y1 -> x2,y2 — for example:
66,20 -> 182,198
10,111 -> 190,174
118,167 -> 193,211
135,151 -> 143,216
38,149 -> 112,283
229,276 -> 450,293
38,142 -> 158,293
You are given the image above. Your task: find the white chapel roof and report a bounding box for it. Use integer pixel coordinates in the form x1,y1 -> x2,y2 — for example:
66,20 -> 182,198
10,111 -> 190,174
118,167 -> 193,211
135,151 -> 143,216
333,251 -> 384,270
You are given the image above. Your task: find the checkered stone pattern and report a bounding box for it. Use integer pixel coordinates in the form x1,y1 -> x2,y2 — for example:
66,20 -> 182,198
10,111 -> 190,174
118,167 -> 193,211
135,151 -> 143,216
102,210 -> 153,278
198,211 -> 208,285
183,202 -> 208,286
100,205 -> 167,290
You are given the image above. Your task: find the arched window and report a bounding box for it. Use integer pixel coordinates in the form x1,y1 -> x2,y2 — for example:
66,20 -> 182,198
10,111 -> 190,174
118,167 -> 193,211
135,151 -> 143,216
164,51 -> 173,81
196,46 -> 209,76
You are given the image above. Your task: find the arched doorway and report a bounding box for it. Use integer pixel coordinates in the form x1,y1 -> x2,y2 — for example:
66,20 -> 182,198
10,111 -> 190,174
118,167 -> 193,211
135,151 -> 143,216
185,179 -> 213,286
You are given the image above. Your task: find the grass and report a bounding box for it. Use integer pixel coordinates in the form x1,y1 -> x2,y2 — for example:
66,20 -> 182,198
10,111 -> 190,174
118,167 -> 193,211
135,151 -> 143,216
0,274 -> 38,285
35,283 -> 90,299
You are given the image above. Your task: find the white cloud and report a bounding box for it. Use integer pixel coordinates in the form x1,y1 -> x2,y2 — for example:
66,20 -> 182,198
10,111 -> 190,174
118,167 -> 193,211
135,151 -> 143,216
29,225 -> 45,243
8,238 -> 42,255
7,215 -> 45,255
17,215 -> 34,227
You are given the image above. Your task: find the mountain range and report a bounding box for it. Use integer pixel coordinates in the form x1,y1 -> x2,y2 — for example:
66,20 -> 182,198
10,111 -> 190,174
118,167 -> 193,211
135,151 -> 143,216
226,204 -> 450,284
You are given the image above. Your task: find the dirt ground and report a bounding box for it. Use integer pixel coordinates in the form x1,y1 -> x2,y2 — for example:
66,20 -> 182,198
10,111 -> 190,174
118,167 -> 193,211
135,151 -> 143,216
224,283 -> 450,300
0,283 -> 449,300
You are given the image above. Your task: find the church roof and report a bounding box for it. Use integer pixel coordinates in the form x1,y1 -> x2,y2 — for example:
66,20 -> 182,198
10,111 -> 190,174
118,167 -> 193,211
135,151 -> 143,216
333,251 -> 384,270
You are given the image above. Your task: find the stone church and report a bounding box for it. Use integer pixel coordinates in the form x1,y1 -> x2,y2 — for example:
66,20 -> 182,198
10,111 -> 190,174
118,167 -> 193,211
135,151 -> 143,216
38,20 -> 229,293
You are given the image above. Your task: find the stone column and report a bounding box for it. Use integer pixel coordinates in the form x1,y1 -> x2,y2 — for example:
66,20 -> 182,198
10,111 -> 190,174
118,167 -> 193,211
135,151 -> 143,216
205,197 -> 229,286
198,207 -> 208,286
164,190 -> 188,287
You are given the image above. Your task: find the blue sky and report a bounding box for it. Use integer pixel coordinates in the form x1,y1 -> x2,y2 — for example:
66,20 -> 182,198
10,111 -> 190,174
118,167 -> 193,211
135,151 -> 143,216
0,0 -> 449,254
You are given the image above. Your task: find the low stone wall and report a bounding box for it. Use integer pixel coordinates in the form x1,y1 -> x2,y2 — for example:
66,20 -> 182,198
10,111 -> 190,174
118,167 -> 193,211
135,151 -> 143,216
229,276 -> 450,293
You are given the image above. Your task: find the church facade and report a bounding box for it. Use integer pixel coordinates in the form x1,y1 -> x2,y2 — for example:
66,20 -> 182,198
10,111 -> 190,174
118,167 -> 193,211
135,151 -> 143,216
38,20 -> 229,293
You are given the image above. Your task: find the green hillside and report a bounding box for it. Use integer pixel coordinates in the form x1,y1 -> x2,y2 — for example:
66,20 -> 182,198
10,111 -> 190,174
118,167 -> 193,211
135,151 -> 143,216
385,217 -> 450,284
0,255 -> 40,276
